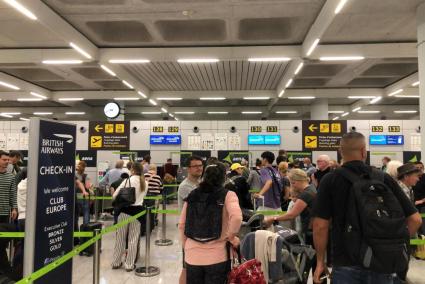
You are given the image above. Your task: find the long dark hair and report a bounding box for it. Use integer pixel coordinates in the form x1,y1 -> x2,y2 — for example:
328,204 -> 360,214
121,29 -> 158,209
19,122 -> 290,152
199,162 -> 226,192
131,162 -> 146,192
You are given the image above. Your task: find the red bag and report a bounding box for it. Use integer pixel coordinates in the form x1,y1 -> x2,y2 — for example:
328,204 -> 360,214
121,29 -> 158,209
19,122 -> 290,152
227,248 -> 266,284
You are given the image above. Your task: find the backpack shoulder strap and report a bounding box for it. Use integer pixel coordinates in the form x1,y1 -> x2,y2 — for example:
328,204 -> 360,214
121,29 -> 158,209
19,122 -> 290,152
334,167 -> 361,185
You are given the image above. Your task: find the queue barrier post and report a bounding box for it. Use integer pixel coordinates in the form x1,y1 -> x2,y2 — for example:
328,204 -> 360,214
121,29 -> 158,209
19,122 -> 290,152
92,228 -> 101,284
155,189 -> 173,246
135,207 -> 160,277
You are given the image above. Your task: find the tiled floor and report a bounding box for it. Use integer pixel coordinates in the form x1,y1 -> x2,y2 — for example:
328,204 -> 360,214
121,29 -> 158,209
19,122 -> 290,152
72,204 -> 425,284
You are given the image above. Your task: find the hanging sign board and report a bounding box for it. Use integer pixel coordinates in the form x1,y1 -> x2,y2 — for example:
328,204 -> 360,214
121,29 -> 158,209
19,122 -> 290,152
76,150 -> 97,167
88,121 -> 130,150
302,120 -> 347,151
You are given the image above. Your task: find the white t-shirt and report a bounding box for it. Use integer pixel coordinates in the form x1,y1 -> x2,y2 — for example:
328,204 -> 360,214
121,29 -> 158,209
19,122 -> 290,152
113,175 -> 146,206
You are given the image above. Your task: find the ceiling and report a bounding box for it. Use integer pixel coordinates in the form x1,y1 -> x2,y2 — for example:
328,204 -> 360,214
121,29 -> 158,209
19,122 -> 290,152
0,0 -> 423,121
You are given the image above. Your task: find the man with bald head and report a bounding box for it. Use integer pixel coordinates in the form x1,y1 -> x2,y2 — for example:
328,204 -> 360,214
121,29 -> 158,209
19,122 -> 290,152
312,132 -> 422,283
311,155 -> 330,188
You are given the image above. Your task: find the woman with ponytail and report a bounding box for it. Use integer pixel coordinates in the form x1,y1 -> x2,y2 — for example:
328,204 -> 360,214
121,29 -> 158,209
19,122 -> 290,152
111,162 -> 146,271
179,162 -> 242,284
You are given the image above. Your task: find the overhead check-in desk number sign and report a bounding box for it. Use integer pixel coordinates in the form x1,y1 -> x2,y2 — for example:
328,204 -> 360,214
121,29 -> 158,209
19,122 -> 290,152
302,120 -> 347,151
251,126 -> 262,133
89,121 -> 130,150
266,126 -> 278,133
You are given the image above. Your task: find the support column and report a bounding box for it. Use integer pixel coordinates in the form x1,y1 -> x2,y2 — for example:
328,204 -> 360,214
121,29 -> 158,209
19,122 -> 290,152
310,98 -> 329,120
417,3 -> 425,159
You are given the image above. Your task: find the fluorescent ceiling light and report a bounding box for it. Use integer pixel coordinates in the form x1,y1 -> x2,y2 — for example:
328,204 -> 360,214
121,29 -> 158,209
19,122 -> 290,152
278,90 -> 285,98
320,56 -> 364,61
275,111 -> 297,114
352,107 -> 361,112
388,89 -> 403,96
100,65 -> 116,77
58,98 -> 84,101
157,97 -> 182,101
341,112 -> 349,117
243,97 -> 270,100
4,0 -> 37,20
287,96 -> 315,100
17,98 -> 42,102
335,0 -> 349,14
332,116 -> 340,120
65,112 -> 85,115
1,112 -> 20,115
69,42 -> 92,59
358,110 -> 381,114
161,108 -> 168,113
199,97 -> 226,101
137,91 -> 147,99
141,112 -> 161,114
109,59 -> 150,64
370,96 -> 382,104
175,117 -> 179,121
19,118 -> 29,121
169,113 -> 174,117
241,111 -> 262,114
0,81 -> 20,90
285,79 -> 293,88
0,114 -> 12,118
348,96 -> 376,99
177,58 -> 219,63
328,110 -> 345,114
175,112 -> 194,114
394,95 -> 420,98
114,97 -> 140,101
412,81 -> 420,87
394,110 -> 417,114
294,62 -> 304,75
122,80 -> 134,89
306,38 -> 320,56
30,92 -> 47,99
208,112 -> 228,114
42,60 -> 83,65
149,99 -> 157,106
33,112 -> 52,115
248,57 -> 291,62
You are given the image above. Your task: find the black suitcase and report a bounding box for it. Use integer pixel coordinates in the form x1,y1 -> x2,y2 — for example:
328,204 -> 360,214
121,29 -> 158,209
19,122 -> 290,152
79,222 -> 102,256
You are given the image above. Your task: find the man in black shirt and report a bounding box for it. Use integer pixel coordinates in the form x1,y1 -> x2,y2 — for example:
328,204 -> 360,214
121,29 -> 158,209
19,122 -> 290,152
312,132 -> 422,284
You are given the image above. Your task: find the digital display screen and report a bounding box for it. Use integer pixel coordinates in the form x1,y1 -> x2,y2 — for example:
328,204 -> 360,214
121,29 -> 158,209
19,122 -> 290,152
248,135 -> 281,145
150,135 -> 181,145
264,135 -> 281,145
387,135 -> 404,145
369,135 -> 404,145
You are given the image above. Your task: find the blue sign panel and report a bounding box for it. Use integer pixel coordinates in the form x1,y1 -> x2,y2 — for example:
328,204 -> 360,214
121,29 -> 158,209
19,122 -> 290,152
248,135 -> 265,145
369,135 -> 404,145
387,135 -> 404,145
264,135 -> 281,145
150,135 -> 181,145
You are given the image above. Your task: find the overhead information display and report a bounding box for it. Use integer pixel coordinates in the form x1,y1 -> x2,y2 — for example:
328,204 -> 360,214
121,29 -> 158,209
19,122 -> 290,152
150,135 -> 181,145
369,135 -> 404,145
88,121 -> 130,150
302,120 -> 347,151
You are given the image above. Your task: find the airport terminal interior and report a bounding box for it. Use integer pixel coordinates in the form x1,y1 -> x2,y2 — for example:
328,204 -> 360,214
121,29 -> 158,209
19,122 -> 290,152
1,0 -> 425,283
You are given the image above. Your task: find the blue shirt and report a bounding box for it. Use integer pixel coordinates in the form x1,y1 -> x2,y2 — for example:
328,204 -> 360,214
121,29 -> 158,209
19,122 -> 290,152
99,168 -> 124,188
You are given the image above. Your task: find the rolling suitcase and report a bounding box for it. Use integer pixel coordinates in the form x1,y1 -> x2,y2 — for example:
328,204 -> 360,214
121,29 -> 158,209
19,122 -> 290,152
79,222 -> 102,256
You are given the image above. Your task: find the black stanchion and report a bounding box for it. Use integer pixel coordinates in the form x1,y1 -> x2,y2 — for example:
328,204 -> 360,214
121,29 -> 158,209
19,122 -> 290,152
155,189 -> 173,246
135,207 -> 160,277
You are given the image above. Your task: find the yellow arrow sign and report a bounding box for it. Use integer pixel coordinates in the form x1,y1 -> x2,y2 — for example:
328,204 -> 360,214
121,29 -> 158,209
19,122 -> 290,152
95,125 -> 103,132
309,124 -> 318,132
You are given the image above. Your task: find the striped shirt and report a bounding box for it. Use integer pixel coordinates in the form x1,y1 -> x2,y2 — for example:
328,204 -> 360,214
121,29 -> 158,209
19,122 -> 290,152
144,172 -> 163,195
0,171 -> 18,216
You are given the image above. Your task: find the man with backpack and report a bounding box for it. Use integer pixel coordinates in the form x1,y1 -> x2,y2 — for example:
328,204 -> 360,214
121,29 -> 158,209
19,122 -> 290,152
312,132 -> 422,283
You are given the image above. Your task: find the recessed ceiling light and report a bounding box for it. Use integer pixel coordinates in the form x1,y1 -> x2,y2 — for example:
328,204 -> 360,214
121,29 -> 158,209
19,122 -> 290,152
199,97 -> 226,101
208,112 -> 228,114
175,117 -> 179,121
370,96 -> 382,104
157,97 -> 183,101
137,91 -> 147,99
141,112 -> 161,114
394,95 -> 420,98
335,0 -> 349,14
113,97 -> 140,101
394,110 -> 418,114
285,79 -> 293,88
287,96 -> 315,100
30,92 -> 47,99
348,96 -> 377,99
294,62 -> 304,75
243,97 -> 270,100
19,117 -> 29,121
320,56 -> 364,61
341,112 -> 349,117
332,116 -> 340,120
0,81 -> 20,90
122,80 -> 134,89
65,112 -> 85,115
17,98 -> 42,102
358,110 -> 381,114
0,114 -> 13,118
149,99 -> 157,106
2,112 -> 20,115
352,107 -> 361,112
388,89 -> 403,96
33,112 -> 52,115
248,57 -> 291,62
241,111 -> 262,114
69,42 -> 92,59
177,58 -> 219,63
4,0 -> 37,20
412,81 -> 420,87
169,113 -> 174,117
275,111 -> 297,114
278,90 -> 285,98
100,65 -> 116,77
328,110 -> 345,114
109,59 -> 150,64
306,38 -> 320,56
58,98 -> 84,101
42,60 -> 83,64
161,108 -> 168,113
175,112 -> 195,114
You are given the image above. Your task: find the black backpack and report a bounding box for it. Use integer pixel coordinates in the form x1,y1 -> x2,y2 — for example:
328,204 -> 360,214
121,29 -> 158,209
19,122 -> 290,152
185,187 -> 228,243
336,167 -> 410,274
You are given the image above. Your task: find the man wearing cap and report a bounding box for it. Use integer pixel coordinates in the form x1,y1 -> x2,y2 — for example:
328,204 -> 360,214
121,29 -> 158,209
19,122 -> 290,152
397,162 -> 422,204
227,163 -> 252,209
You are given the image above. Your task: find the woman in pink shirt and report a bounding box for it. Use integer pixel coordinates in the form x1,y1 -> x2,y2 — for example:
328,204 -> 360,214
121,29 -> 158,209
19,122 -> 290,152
179,162 -> 242,284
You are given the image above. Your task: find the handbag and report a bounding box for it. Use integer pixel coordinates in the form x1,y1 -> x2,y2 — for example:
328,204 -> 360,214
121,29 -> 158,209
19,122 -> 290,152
112,177 -> 136,211
227,246 -> 266,284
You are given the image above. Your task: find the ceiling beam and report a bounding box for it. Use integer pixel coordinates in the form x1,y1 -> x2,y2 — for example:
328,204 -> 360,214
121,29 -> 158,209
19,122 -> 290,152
384,72 -> 419,96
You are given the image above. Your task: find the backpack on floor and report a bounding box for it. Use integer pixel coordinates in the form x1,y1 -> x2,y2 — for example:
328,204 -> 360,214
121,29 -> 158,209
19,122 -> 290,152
336,167 -> 410,274
185,187 -> 228,243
